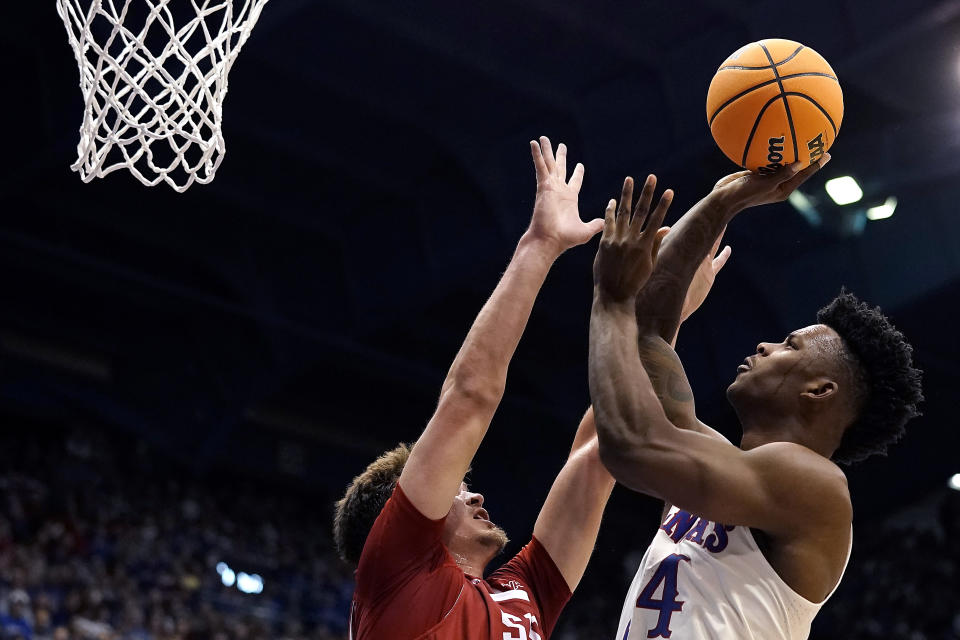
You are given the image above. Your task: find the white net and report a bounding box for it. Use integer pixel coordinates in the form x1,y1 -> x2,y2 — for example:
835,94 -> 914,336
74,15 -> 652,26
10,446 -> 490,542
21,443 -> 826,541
56,0 -> 270,192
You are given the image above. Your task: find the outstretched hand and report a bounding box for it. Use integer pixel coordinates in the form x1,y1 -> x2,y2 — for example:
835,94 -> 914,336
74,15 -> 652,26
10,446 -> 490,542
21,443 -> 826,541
527,137 -> 605,253
593,175 -> 672,304
713,153 -> 831,211
680,230 -> 732,322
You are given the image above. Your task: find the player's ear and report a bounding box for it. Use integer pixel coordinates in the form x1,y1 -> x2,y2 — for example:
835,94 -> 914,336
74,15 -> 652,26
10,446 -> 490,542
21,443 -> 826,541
800,377 -> 838,401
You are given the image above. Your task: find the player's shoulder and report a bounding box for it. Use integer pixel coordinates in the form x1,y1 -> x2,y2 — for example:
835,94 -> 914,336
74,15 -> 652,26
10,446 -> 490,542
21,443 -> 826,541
749,441 -> 845,475
748,441 -> 851,514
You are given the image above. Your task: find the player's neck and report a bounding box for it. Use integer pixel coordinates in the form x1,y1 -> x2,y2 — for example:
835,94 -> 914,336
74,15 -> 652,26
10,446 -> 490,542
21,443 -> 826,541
739,407 -> 845,458
737,398 -> 847,458
740,426 -> 793,451
739,415 -> 818,454
449,549 -> 489,578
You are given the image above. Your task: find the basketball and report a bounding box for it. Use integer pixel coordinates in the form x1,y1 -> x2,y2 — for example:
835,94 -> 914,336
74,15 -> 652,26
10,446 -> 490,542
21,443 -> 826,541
706,39 -> 843,174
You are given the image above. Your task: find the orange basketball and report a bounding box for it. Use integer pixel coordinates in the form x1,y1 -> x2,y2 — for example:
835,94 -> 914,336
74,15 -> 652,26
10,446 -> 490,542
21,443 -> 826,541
706,39 -> 843,174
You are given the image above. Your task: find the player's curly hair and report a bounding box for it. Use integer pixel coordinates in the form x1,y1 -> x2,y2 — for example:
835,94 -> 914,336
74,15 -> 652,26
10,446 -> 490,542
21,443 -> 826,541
817,290 -> 923,465
333,443 -> 411,566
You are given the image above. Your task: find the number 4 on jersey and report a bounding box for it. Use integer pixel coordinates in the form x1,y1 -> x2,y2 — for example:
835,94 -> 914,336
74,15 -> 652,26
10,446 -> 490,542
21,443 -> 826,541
635,554 -> 690,639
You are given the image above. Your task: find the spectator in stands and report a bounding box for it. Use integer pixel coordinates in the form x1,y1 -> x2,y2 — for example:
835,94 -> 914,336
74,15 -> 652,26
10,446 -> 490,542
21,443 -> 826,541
0,589 -> 32,639
0,421 -> 957,640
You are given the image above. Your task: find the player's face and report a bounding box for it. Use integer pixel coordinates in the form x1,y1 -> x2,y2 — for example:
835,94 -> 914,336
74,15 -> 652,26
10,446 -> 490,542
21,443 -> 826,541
727,324 -> 842,412
441,482 -> 509,559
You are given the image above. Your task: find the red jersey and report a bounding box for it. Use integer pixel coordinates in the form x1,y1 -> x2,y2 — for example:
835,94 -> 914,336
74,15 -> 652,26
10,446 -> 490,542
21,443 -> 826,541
352,484 -> 572,640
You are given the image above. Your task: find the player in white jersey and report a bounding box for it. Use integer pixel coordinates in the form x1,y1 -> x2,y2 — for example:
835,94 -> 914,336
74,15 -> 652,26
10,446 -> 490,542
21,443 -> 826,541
587,161 -> 923,639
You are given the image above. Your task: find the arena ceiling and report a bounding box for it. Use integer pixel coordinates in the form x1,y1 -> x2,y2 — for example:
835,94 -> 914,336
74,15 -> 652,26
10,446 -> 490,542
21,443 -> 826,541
1,0 -> 959,522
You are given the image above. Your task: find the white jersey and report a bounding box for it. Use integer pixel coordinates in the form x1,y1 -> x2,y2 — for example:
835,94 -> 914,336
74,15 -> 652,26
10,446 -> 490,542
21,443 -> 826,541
616,506 -> 851,640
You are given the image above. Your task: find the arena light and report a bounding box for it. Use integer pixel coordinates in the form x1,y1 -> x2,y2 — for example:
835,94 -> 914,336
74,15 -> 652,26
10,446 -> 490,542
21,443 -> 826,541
216,562 -> 236,587
866,197 -> 897,221
824,176 -> 863,205
787,189 -> 821,227
949,473 -> 960,491
237,572 -> 264,595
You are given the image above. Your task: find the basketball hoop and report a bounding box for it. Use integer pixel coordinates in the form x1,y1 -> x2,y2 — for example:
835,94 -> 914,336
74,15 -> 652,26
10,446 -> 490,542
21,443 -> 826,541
56,0 -> 270,192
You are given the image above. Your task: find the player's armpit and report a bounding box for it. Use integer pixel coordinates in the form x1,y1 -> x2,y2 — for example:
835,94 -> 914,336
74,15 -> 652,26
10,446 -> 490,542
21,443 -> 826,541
637,335 -> 698,430
636,335 -> 729,441
607,429 -> 851,538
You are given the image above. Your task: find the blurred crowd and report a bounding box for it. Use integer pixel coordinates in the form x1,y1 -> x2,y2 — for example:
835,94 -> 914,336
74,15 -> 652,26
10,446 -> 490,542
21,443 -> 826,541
0,421 -> 957,640
810,488 -> 960,640
0,426 -> 352,640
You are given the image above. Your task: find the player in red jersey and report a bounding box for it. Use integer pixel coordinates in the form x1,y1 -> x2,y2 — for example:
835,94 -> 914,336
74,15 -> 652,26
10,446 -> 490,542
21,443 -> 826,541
333,138 -> 727,640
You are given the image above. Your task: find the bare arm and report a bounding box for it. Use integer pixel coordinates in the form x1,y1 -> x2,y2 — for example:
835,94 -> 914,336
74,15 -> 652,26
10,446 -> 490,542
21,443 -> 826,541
636,333 -> 728,524
628,163 -> 821,431
637,335 -> 725,437
589,291 -> 848,535
399,138 -> 604,520
636,162 -> 826,343
612,175 -> 729,437
530,173 -> 735,587
635,191 -> 739,344
588,161 -> 845,535
533,407 -> 615,591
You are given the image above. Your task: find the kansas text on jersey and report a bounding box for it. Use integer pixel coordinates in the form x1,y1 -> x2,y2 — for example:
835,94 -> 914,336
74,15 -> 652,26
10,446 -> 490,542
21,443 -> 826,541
616,506 -> 851,640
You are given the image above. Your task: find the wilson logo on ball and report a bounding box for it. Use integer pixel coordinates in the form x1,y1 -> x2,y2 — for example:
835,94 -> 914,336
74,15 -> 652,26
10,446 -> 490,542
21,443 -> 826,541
757,136 -> 786,175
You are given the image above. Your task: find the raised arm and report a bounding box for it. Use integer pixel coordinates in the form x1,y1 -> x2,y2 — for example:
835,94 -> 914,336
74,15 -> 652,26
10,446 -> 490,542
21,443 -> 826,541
532,407 -> 615,590
588,164 -> 848,537
621,176 -> 732,435
527,172 -> 734,589
398,138 -> 604,520
635,161 -> 827,343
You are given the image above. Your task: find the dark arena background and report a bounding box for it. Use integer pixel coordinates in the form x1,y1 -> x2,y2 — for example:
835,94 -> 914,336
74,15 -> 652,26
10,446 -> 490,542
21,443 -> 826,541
2,1 -> 960,639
